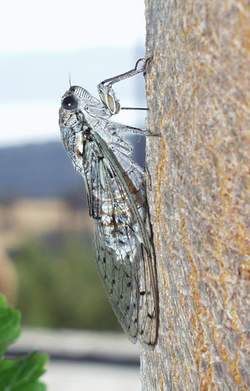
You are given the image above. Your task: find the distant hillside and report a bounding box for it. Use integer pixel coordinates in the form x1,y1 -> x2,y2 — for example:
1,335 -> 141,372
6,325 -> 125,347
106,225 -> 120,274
0,142 -> 83,200
0,139 -> 145,201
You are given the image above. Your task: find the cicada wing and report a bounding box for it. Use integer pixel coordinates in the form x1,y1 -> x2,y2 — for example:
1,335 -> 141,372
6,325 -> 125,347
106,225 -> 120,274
86,149 -> 139,340
95,223 -> 139,341
91,132 -> 158,345
138,243 -> 158,344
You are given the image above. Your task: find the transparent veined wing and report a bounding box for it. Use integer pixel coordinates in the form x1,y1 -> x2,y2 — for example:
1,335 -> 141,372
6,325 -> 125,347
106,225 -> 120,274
83,130 -> 158,344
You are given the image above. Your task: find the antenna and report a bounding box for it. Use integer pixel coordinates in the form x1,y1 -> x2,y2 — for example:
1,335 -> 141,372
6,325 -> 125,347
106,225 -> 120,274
68,73 -> 72,88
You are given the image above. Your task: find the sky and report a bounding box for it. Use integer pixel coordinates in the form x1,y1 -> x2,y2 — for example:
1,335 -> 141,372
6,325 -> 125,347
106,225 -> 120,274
0,0 -> 146,146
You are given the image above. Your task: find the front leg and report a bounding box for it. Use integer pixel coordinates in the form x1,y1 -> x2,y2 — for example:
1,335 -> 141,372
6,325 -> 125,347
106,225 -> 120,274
97,58 -> 149,115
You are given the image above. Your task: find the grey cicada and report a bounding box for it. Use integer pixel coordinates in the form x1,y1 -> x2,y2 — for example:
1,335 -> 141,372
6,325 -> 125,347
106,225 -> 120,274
59,58 -> 158,344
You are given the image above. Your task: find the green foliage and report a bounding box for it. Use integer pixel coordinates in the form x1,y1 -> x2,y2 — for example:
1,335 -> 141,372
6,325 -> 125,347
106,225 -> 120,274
0,295 -> 48,391
0,295 -> 20,356
13,234 -> 120,332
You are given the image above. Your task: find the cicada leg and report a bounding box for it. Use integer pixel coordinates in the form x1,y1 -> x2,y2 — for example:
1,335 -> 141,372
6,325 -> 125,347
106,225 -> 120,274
97,58 -> 151,115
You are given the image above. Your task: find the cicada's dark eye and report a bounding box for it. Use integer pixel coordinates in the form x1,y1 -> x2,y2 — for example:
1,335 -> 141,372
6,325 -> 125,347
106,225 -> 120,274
62,95 -> 78,110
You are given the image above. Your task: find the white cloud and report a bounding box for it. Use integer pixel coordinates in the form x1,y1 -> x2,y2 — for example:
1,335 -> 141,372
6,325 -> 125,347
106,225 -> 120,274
0,0 -> 145,52
0,0 -> 146,146
0,102 -> 59,145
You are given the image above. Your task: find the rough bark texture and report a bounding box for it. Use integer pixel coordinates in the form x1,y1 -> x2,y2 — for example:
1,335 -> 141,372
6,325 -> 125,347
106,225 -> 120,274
142,0 -> 250,390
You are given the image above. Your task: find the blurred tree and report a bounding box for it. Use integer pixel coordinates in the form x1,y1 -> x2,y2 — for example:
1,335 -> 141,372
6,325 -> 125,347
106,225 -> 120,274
142,0 -> 250,390
0,249 -> 17,305
13,234 -> 120,332
63,187 -> 87,210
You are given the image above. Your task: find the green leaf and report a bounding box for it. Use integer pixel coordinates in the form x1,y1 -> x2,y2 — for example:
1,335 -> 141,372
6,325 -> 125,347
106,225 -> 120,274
0,359 -> 15,371
12,382 -> 47,391
0,295 -> 48,390
0,295 -> 21,356
0,353 -> 48,390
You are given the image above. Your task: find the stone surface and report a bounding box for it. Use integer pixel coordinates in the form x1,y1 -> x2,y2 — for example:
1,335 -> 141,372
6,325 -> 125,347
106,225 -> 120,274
142,0 -> 250,390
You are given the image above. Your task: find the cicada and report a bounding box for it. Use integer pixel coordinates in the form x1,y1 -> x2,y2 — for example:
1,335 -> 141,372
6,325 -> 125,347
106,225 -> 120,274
59,58 -> 158,344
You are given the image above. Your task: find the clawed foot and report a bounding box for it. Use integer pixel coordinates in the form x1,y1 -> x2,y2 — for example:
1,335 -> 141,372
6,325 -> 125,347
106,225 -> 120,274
134,57 -> 153,76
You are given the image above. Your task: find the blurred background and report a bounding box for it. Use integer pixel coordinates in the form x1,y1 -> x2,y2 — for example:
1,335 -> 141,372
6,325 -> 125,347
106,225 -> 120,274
0,0 -> 147,389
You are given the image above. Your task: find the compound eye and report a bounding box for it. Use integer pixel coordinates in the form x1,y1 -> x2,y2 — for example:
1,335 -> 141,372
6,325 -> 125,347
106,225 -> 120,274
62,95 -> 78,110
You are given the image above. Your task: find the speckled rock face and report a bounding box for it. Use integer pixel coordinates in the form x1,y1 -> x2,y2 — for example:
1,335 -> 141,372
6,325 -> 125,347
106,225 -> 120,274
142,1 -> 250,390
